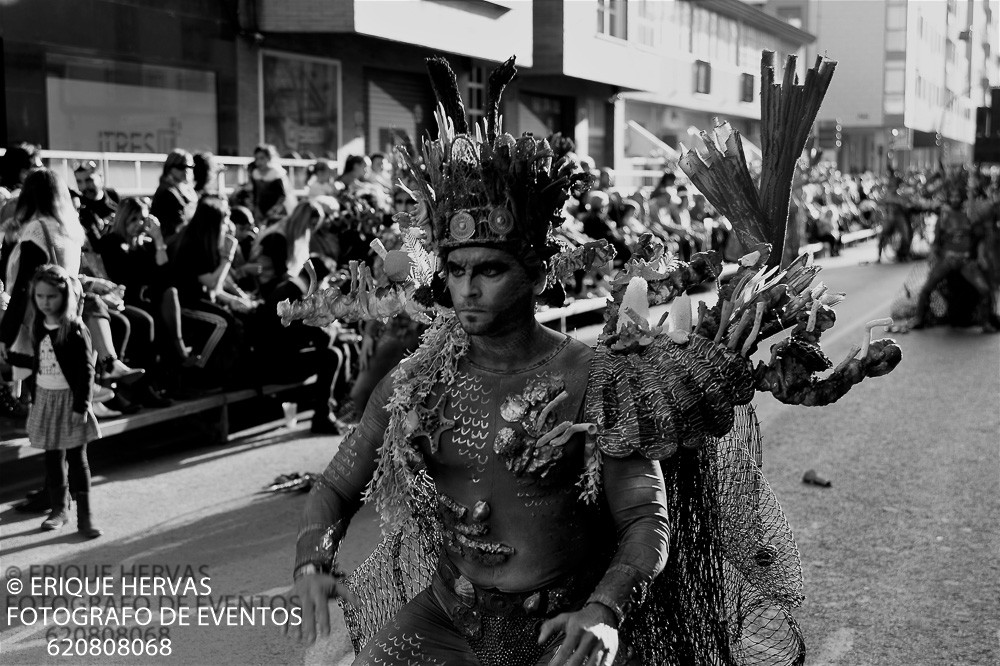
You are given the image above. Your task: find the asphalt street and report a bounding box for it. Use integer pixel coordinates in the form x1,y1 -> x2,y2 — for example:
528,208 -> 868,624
1,240 -> 997,665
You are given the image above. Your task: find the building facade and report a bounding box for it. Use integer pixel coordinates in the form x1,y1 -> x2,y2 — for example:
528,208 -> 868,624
620,0 -> 813,167
762,0 -> 1000,171
2,0 -> 813,176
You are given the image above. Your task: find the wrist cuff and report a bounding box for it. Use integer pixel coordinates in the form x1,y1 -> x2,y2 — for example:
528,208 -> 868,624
586,563 -> 651,626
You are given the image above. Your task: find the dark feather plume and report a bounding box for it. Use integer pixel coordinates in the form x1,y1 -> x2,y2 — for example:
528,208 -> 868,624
485,56 -> 517,141
425,56 -> 469,134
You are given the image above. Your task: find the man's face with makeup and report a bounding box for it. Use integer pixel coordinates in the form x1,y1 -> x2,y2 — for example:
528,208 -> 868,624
445,246 -> 539,337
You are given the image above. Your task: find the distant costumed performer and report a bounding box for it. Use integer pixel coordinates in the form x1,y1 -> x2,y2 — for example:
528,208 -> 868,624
281,51 -> 901,665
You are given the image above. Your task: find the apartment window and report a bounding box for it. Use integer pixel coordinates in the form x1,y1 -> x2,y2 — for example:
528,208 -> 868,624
776,7 -> 803,28
634,0 -> 661,47
741,73 -> 755,102
694,60 -> 711,94
886,5 -> 906,29
716,16 -> 738,65
884,62 -> 905,94
467,65 -> 486,131
886,30 -> 906,51
597,0 -> 628,39
946,39 -> 956,62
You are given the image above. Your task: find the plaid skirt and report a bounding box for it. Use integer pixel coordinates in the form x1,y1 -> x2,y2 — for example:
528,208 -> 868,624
27,387 -> 102,450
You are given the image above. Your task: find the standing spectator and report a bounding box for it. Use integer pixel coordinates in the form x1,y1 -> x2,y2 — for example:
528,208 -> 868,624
0,143 -> 43,281
250,143 -> 295,225
150,149 -> 197,241
7,265 -> 102,537
73,161 -> 120,245
810,195 -> 842,257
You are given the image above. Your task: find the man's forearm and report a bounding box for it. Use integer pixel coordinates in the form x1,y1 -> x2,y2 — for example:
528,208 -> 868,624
293,426 -> 382,576
587,457 -> 670,626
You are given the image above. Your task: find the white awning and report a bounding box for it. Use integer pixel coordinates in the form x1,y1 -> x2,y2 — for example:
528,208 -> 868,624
626,120 -> 681,160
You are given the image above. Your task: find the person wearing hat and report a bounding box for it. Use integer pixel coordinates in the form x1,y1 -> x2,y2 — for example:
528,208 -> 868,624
289,57 -> 669,666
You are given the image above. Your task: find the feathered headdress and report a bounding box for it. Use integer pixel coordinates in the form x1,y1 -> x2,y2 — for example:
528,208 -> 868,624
396,56 -> 591,262
278,55 -> 607,327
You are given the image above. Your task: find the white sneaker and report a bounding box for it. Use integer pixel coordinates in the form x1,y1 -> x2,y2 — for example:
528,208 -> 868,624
93,386 -> 115,404
92,402 -> 123,419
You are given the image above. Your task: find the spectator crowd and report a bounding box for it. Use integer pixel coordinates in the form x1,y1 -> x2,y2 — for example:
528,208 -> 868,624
1,138 -> 998,436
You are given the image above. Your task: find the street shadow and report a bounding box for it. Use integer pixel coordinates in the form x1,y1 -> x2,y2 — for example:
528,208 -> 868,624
0,489 -> 372,665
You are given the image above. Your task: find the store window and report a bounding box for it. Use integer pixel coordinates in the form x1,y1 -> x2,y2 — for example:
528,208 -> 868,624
261,51 -> 341,159
45,54 -> 217,153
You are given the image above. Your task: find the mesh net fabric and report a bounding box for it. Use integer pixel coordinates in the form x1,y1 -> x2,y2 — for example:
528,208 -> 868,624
341,470 -> 441,654
341,406 -> 804,665
622,404 -> 805,666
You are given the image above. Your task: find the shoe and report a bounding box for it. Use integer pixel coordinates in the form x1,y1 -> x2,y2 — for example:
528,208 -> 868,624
133,383 -> 173,408
105,394 -> 141,415
74,492 -> 102,539
41,484 -> 69,530
97,357 -> 145,387
14,487 -> 50,513
92,403 -> 123,419
92,385 -> 115,404
310,414 -> 342,435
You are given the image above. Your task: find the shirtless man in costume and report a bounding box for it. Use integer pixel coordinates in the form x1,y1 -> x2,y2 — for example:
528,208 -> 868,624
283,53 -> 900,666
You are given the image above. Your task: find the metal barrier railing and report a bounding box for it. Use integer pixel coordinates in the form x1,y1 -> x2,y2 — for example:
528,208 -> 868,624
0,148 -> 669,200
1,149 -> 317,199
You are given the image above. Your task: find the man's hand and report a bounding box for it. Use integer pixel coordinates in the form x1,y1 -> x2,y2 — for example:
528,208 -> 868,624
72,411 -> 87,426
285,574 -> 359,646
539,602 -> 619,666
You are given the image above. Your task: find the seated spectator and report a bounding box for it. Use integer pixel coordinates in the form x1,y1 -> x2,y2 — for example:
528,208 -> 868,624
0,169 -> 141,378
338,154 -> 371,191
169,196 -> 246,387
252,200 -> 324,282
74,161 -> 120,246
193,151 -> 225,198
100,197 -> 195,383
309,196 -> 342,264
307,161 -> 340,200
369,152 -> 393,194
150,149 -> 197,241
250,144 -> 295,224
581,191 -> 630,264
